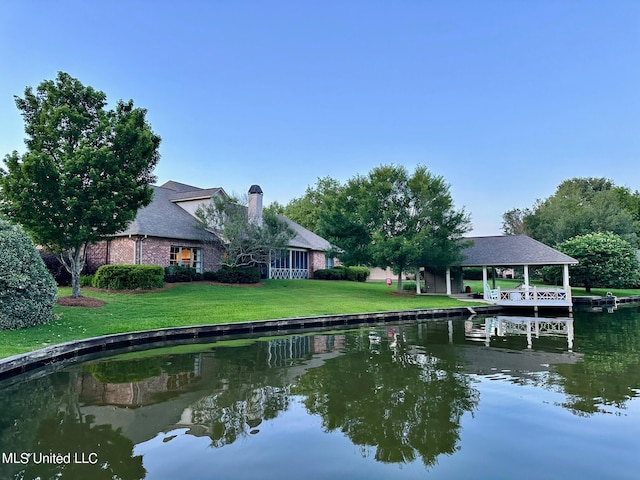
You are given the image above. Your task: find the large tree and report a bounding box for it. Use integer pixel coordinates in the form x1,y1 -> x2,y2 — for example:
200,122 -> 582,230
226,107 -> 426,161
318,165 -> 470,292
282,176 -> 343,233
509,177 -> 639,246
0,72 -> 160,297
557,232 -> 640,292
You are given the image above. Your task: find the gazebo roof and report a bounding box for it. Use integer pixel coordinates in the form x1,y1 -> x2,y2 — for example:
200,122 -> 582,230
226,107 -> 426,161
459,235 -> 578,267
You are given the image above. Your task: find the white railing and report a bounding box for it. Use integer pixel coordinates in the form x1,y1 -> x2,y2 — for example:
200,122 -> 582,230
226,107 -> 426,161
493,286 -> 568,304
270,268 -> 309,280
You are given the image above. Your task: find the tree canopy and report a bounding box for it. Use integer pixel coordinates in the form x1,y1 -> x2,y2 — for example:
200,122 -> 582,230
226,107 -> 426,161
311,165 -> 470,291
281,176 -> 342,233
556,232 -> 640,292
503,177 -> 639,247
0,72 -> 161,297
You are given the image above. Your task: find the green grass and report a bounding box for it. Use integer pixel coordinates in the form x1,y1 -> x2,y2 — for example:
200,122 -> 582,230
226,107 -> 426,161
0,280 -> 484,359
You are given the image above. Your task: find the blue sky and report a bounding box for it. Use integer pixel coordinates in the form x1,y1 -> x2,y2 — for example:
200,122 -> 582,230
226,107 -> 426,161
1,1 -> 638,235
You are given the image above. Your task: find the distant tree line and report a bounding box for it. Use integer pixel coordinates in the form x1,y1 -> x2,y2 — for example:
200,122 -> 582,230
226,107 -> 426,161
502,177 -> 640,290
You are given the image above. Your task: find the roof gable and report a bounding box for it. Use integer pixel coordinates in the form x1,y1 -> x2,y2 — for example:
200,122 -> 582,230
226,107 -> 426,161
117,185 -> 215,241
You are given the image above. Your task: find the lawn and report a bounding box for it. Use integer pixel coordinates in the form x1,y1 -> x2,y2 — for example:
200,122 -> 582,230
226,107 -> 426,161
0,280 -> 484,359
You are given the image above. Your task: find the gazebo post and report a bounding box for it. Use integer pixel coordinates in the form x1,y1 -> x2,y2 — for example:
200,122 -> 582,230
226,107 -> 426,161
482,266 -> 488,300
524,265 -> 530,290
563,263 -> 572,304
445,267 -> 452,295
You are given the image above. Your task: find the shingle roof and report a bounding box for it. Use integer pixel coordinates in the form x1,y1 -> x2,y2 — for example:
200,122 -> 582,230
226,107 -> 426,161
160,180 -> 202,193
118,185 -> 215,241
280,215 -> 332,251
116,182 -> 331,251
169,188 -> 226,202
460,235 -> 578,266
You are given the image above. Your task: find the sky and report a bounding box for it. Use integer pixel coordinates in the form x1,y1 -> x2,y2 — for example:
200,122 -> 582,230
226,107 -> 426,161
1,1 -> 638,236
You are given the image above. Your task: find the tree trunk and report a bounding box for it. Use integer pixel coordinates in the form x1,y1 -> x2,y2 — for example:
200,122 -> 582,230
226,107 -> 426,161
396,269 -> 403,293
60,245 -> 88,298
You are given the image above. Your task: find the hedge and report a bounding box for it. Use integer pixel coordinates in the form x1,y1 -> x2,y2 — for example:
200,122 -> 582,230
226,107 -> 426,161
206,266 -> 261,284
314,266 -> 370,282
164,264 -> 202,283
93,264 -> 165,290
0,218 -> 58,330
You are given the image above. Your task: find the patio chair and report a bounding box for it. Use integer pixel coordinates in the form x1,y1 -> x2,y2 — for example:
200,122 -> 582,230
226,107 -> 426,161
484,282 -> 499,301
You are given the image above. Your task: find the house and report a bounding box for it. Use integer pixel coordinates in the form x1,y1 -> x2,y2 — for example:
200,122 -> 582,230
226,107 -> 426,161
85,181 -> 334,279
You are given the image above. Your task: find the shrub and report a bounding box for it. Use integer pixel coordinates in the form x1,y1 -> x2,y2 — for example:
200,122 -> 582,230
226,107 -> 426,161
463,267 -> 498,280
314,266 -> 370,282
345,266 -> 370,282
39,251 -> 72,286
164,264 -> 201,283
402,281 -> 417,291
0,218 -> 58,330
202,270 -> 218,281
80,274 -> 95,287
210,266 -> 261,284
313,268 -> 346,280
94,264 -> 164,290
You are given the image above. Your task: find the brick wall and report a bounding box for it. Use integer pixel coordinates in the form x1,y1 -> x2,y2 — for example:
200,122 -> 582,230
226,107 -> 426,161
86,236 -> 223,272
85,237 -> 135,272
309,250 -> 326,278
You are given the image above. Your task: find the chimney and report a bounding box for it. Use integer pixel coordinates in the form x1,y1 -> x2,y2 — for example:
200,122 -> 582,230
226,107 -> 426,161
248,185 -> 263,226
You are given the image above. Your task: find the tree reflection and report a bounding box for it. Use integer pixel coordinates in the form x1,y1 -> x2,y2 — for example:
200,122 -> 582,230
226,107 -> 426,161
0,372 -> 145,480
186,341 -> 293,447
18,411 -> 145,480
553,308 -> 640,415
292,327 -> 479,467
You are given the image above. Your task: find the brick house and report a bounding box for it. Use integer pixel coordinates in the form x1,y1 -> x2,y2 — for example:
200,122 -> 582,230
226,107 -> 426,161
85,181 -> 335,279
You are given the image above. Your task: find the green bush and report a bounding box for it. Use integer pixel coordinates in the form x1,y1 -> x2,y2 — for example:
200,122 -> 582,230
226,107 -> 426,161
164,264 -> 201,283
345,266 -> 370,282
0,218 -> 58,330
80,274 -> 95,287
313,268 -> 346,280
39,251 -> 72,286
94,264 -> 165,290
314,266 -> 370,282
209,266 -> 261,284
402,281 -> 417,291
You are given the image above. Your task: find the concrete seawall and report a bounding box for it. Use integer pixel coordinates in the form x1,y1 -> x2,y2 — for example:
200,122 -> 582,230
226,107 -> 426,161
0,305 -> 502,382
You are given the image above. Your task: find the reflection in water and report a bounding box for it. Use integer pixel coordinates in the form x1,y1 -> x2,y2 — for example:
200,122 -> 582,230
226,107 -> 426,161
466,316 -> 574,350
1,308 -> 640,479
292,327 -> 479,467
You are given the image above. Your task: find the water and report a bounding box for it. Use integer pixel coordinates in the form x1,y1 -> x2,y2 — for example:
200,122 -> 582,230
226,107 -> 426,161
1,306 -> 640,479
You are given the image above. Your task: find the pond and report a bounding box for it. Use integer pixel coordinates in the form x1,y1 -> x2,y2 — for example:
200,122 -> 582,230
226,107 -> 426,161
1,306 -> 640,480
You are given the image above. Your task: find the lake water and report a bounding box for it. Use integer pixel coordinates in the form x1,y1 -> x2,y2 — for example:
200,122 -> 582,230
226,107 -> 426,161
1,306 -> 640,479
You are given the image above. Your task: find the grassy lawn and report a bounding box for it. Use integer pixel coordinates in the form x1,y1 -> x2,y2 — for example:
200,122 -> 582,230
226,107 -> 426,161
0,280 -> 485,359
464,279 -> 640,298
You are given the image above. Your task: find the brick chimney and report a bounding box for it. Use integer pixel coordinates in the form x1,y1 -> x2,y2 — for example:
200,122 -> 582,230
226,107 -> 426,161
248,185 -> 263,226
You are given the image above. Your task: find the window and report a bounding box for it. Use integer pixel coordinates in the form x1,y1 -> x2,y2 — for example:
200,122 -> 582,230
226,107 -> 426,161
170,246 -> 202,273
269,249 -> 309,279
325,256 -> 334,269
291,250 -> 308,270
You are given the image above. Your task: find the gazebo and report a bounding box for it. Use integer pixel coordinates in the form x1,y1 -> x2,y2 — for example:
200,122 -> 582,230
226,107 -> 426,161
424,235 -> 578,310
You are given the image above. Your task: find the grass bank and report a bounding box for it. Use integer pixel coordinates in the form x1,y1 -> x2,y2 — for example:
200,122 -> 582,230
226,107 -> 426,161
0,280 -> 484,359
